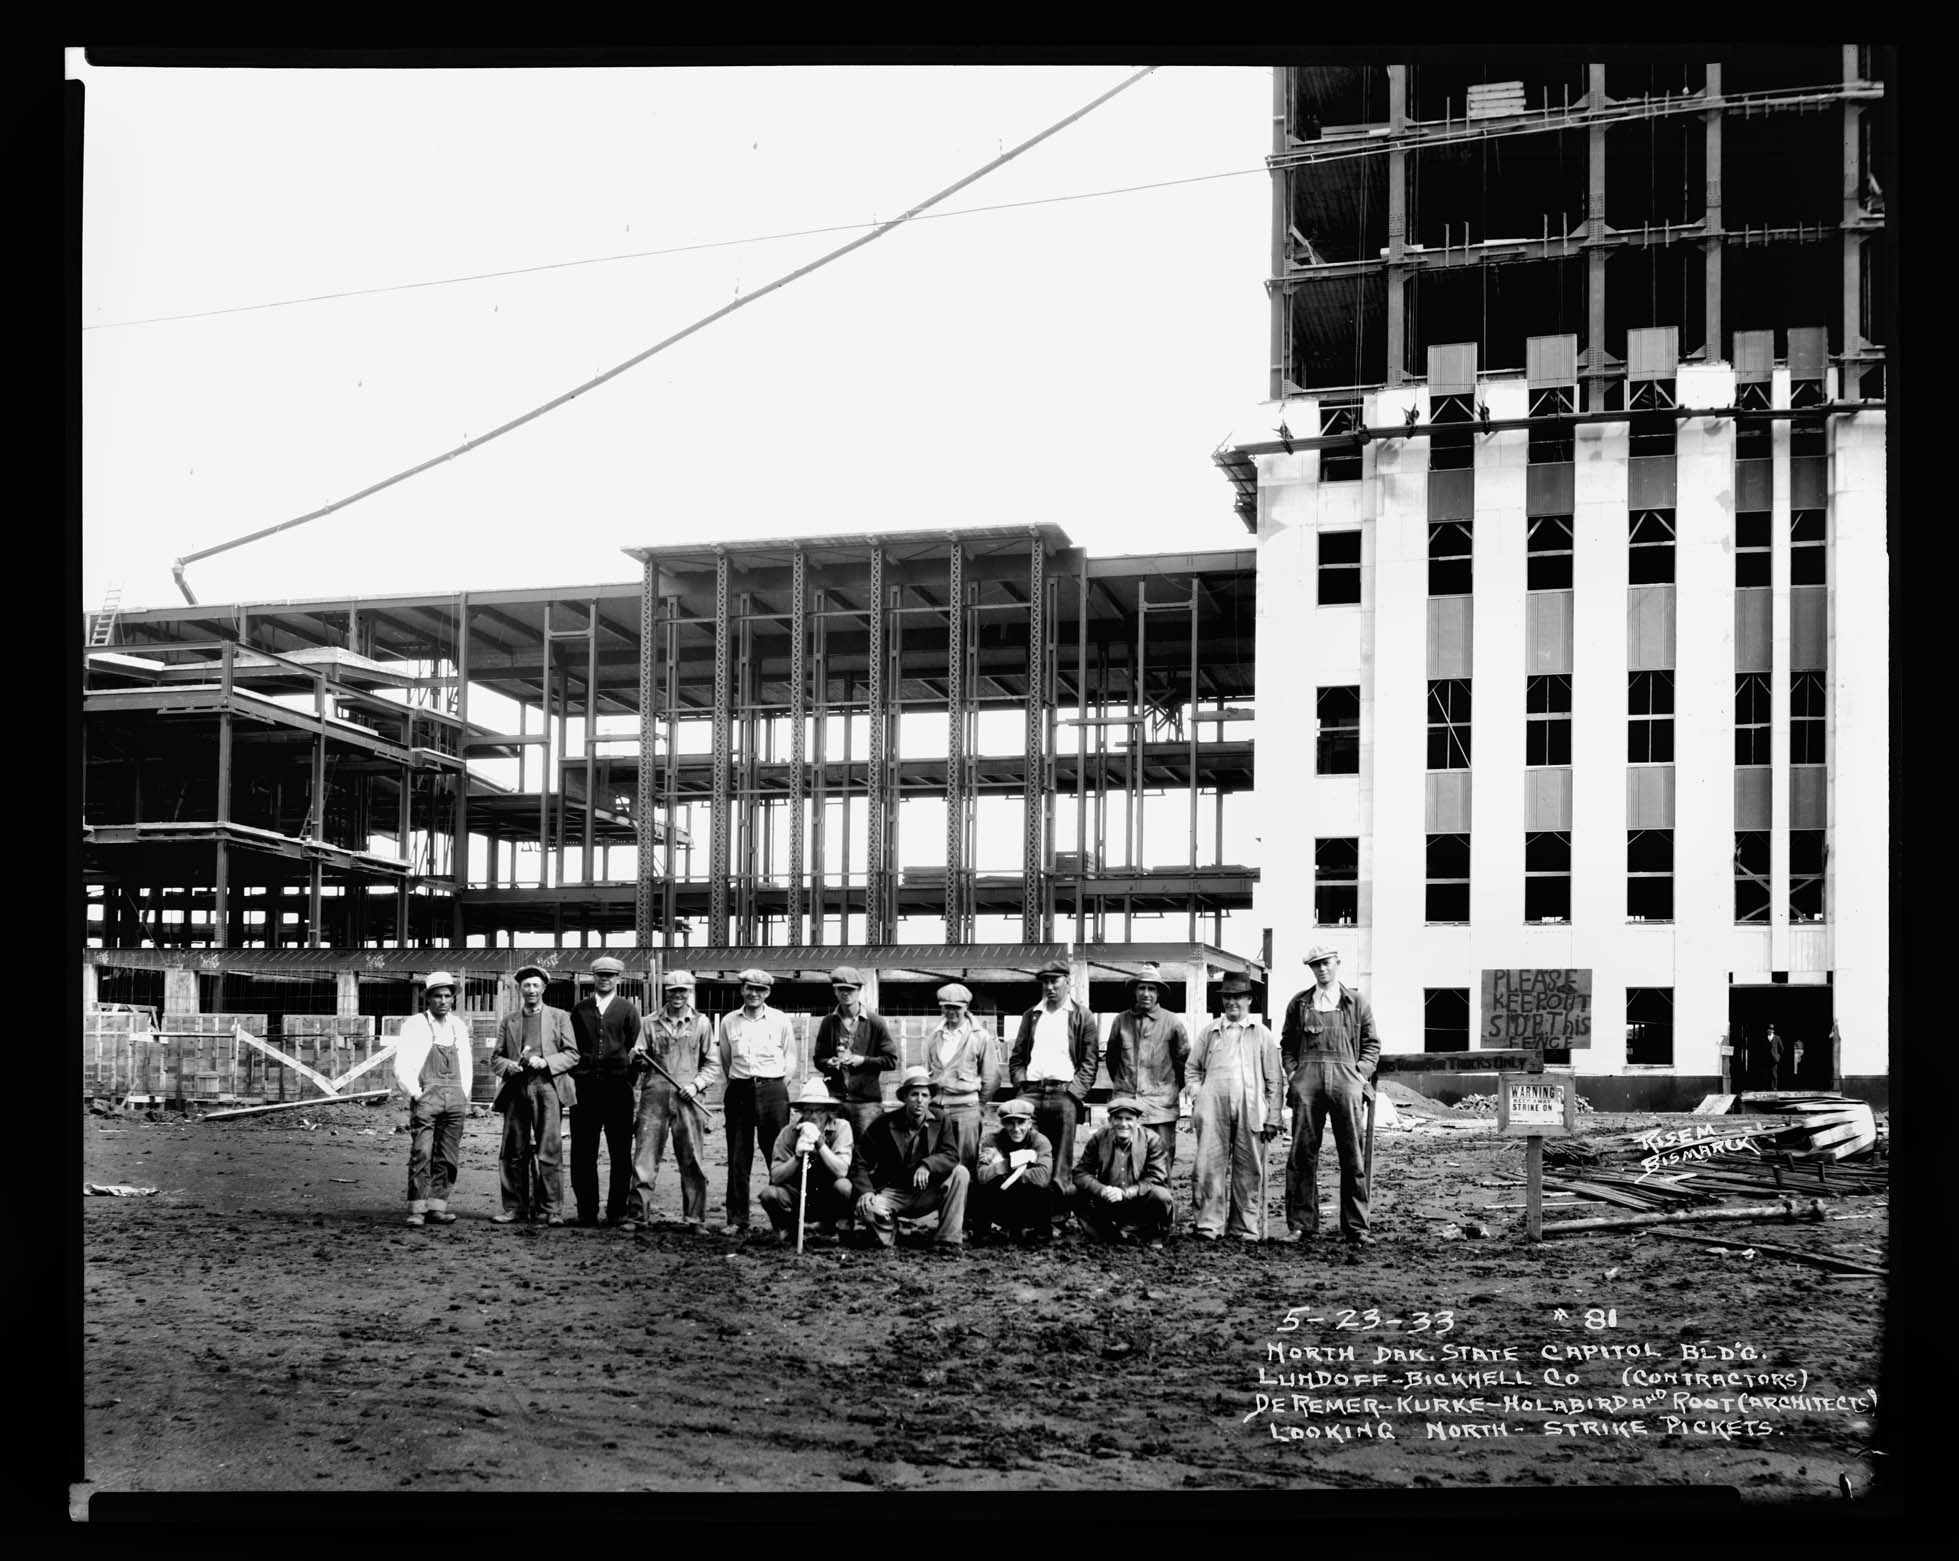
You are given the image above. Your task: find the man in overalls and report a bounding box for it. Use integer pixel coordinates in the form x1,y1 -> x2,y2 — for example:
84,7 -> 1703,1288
628,970 -> 719,1233
1280,945 -> 1380,1248
394,971 -> 475,1228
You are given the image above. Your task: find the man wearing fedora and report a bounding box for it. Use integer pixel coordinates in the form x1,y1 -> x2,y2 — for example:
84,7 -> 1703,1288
759,1076 -> 857,1243
1104,963 -> 1190,1176
712,967 -> 795,1237
489,964 -> 578,1225
1009,958 -> 1099,1229
628,969 -> 719,1233
971,1095 -> 1053,1244
811,965 -> 898,1153
1280,944 -> 1380,1247
1188,974 -> 1284,1240
1070,1097 -> 1173,1248
924,982 -> 1002,1175
394,971 -> 474,1228
850,1066 -> 970,1252
569,955 -> 644,1231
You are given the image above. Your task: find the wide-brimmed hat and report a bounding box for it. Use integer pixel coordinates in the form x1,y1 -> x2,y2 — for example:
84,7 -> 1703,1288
1302,944 -> 1341,966
737,967 -> 774,988
513,965 -> 548,986
422,970 -> 458,993
1130,962 -> 1164,991
791,1077 -> 841,1110
589,955 -> 626,976
1218,974 -> 1254,998
662,969 -> 696,991
998,1097 -> 1036,1121
1034,959 -> 1070,979
894,1065 -> 935,1098
1107,1096 -> 1145,1119
828,965 -> 863,988
936,983 -> 973,1006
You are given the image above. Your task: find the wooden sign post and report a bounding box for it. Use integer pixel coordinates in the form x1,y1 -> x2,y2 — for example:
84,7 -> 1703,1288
1497,1069 -> 1578,1240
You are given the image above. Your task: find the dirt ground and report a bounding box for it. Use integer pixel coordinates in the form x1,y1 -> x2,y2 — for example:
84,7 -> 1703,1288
75,1088 -> 1889,1507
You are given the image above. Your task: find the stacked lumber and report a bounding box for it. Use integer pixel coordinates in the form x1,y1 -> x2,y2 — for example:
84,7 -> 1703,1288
1737,1095 -> 1877,1161
1546,1151 -> 1886,1211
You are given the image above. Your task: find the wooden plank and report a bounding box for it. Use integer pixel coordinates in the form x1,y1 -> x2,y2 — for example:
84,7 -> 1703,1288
203,1090 -> 391,1122
233,1025 -> 351,1100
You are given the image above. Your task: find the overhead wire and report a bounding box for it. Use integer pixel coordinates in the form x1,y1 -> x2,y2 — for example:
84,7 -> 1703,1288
167,66 -> 1159,605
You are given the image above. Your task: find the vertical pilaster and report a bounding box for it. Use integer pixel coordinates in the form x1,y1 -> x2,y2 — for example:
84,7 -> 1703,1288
1269,66 -> 1290,401
1703,63 -> 1723,364
1840,46 -> 1865,374
1386,64 -> 1409,384
1585,63 -> 1610,411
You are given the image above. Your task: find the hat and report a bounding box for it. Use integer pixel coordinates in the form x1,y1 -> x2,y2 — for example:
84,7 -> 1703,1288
791,1076 -> 840,1110
1035,959 -> 1070,979
737,968 -> 774,988
662,969 -> 696,990
936,983 -> 973,1006
1107,1096 -> 1145,1119
513,965 -> 548,986
894,1065 -> 935,1098
1130,962 -> 1164,990
1302,943 -> 1341,966
998,1097 -> 1036,1121
590,956 -> 626,976
422,970 -> 458,993
1218,974 -> 1254,998
828,965 -> 863,988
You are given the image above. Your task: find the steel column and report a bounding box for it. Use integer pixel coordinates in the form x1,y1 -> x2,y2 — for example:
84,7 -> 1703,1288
710,551 -> 732,945
945,544 -> 965,942
1386,64 -> 1409,384
788,550 -> 808,944
1075,559 -> 1089,942
866,550 -> 887,942
453,593 -> 470,943
538,601 -> 552,889
662,599 -> 679,940
1703,63 -> 1724,364
812,590 -> 828,940
1585,62 -> 1609,411
583,599 -> 599,888
635,556 -> 658,939
1021,534 -> 1046,939
737,589 -> 756,943
215,641 -> 233,948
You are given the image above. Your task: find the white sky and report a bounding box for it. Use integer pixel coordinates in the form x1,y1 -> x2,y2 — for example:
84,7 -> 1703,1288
77,58 -> 1275,613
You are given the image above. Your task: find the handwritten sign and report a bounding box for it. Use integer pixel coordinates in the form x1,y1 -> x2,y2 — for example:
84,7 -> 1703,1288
1497,1071 -> 1578,1138
1481,969 -> 1591,1050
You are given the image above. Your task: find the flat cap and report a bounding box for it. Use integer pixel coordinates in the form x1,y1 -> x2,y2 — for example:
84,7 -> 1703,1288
737,967 -> 774,988
1035,959 -> 1071,979
513,965 -> 548,986
997,1097 -> 1036,1121
1106,1096 -> 1145,1119
936,983 -> 973,1006
661,969 -> 696,990
828,965 -> 863,988
589,955 -> 626,975
1302,943 -> 1340,966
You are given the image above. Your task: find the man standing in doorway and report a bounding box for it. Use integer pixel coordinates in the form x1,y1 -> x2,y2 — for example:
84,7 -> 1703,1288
1104,964 -> 1190,1177
628,970 -> 719,1233
1009,959 -> 1099,1231
569,955 -> 643,1231
812,965 -> 898,1152
489,964 -> 578,1225
1281,945 -> 1380,1248
713,968 -> 794,1238
1764,1024 -> 1785,1090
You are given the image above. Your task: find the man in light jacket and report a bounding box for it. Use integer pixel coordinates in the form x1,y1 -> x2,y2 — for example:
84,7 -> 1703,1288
923,982 -> 1002,1174
1104,963 -> 1190,1174
1280,945 -> 1381,1247
1008,959 -> 1099,1228
394,971 -> 474,1228
489,964 -> 578,1225
1187,973 -> 1284,1240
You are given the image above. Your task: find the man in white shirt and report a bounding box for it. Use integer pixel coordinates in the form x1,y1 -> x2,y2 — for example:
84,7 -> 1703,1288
394,971 -> 474,1228
710,967 -> 795,1237
1008,959 -> 1098,1230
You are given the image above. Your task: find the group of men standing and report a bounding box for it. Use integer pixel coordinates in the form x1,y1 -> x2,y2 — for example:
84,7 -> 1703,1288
398,944 -> 1383,1252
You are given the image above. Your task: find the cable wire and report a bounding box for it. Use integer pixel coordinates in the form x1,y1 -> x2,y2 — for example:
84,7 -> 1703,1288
168,67 -> 1158,604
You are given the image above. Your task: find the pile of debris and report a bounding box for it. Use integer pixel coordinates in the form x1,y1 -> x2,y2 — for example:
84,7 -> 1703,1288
1450,1094 -> 1496,1115
1546,1150 -> 1887,1212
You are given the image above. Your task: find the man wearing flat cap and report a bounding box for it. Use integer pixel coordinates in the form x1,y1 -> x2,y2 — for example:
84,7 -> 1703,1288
627,970 -> 720,1233
569,955 -> 644,1230
1281,944 -> 1380,1248
1104,963 -> 1190,1178
1009,958 -> 1099,1230
394,972 -> 474,1228
811,965 -> 898,1156
712,967 -> 795,1237
972,1096 -> 1053,1244
1188,974 -> 1285,1240
924,982 -> 1002,1175
850,1065 -> 970,1253
759,1077 -> 857,1244
1071,1097 -> 1173,1248
489,965 -> 579,1224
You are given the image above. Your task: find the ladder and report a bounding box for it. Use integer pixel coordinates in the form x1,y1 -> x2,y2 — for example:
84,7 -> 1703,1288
87,585 -> 123,647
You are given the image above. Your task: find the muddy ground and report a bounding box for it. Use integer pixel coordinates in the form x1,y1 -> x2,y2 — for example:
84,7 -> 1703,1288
75,1087 -> 1891,1509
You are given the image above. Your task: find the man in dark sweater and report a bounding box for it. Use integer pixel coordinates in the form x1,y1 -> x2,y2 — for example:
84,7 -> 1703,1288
850,1066 -> 970,1252
569,955 -> 643,1230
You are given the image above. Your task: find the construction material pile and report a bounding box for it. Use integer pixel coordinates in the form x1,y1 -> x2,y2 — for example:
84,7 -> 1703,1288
1450,1094 -> 1496,1115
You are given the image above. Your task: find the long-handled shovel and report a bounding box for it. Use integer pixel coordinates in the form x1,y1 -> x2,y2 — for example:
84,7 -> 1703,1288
796,1149 -> 810,1255
1257,1128 -> 1271,1243
642,1054 -> 715,1135
1362,1083 -> 1377,1204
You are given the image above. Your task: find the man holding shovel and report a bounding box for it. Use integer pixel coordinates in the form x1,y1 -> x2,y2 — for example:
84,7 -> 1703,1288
759,1077 -> 856,1247
1280,945 -> 1381,1249
627,970 -> 720,1234
1187,974 -> 1284,1241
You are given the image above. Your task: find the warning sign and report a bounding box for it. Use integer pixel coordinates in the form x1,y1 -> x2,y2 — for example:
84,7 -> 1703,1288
1480,969 -> 1592,1050
1497,1071 -> 1578,1138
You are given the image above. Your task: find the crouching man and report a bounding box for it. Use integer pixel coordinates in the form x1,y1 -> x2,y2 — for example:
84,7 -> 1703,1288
1071,1096 -> 1173,1249
851,1066 -> 970,1254
972,1096 -> 1053,1245
759,1076 -> 856,1245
